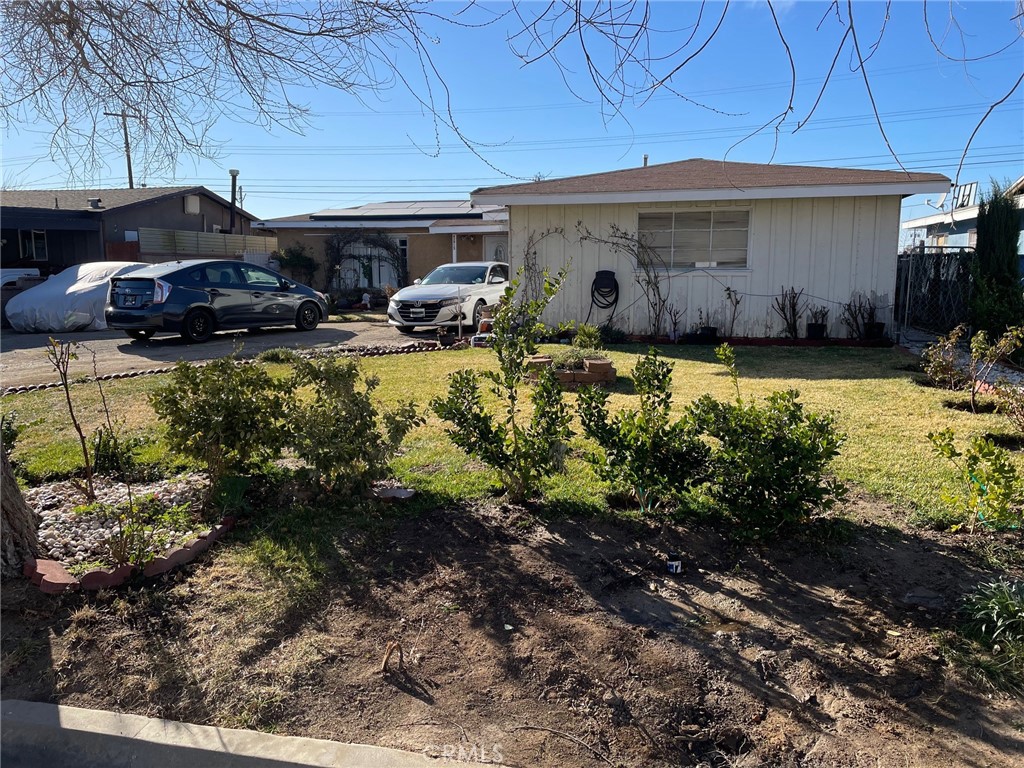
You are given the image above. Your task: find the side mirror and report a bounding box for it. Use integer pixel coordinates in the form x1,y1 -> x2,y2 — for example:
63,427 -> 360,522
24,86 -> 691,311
413,278 -> 422,285
489,275 -> 506,284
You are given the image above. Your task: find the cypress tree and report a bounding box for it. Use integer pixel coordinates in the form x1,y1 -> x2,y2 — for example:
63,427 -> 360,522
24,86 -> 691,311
971,180 -> 1023,334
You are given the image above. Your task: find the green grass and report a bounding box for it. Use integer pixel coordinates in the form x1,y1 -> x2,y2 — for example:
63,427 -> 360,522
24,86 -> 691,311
4,345 -> 1021,526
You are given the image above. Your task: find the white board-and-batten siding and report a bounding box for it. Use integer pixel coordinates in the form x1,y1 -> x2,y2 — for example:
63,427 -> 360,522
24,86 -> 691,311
507,195 -> 902,337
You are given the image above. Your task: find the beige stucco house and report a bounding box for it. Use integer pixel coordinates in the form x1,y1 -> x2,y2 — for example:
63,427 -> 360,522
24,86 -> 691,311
471,159 -> 949,337
254,200 -> 508,294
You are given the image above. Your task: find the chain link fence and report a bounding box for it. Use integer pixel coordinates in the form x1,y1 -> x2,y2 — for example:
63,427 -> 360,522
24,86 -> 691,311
894,246 -> 974,338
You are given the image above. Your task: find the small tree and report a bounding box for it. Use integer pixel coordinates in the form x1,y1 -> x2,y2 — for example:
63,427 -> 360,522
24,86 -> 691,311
578,349 -> 708,514
432,268 -> 572,502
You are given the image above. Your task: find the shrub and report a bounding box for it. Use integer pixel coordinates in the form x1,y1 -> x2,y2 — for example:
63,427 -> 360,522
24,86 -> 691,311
966,326 -> 1024,412
921,324 -> 969,390
956,579 -> 1024,693
962,579 -> 1024,649
928,428 -> 1023,531
688,344 -> 846,534
90,424 -> 148,481
288,356 -> 421,494
772,286 -> 807,339
573,322 -> 603,350
578,349 -> 708,514
149,357 -> 289,490
432,268 -> 572,502
599,322 -> 628,345
551,346 -> 603,370
258,347 -> 300,364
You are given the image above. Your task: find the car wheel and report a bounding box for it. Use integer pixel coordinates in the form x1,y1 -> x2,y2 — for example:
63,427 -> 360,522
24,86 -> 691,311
126,330 -> 154,341
395,325 -> 415,334
295,301 -> 320,331
181,308 -> 214,343
469,300 -> 485,331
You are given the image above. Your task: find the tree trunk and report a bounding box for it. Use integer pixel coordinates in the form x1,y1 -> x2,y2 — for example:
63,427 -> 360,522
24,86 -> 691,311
2,451 -> 39,578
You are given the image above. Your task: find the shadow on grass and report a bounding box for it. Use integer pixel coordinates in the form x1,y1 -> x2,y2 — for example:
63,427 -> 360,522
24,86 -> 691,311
608,343 -> 916,383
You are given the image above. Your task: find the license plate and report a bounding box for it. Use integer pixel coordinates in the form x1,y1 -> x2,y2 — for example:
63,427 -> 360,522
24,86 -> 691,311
410,308 -> 425,317
124,295 -> 137,306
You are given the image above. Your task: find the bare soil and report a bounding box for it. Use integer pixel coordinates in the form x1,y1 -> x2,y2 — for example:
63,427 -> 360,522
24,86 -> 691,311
2,495 -> 1022,767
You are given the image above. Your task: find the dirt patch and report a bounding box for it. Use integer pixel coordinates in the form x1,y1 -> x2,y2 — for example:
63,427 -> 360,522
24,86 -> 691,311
2,496 -> 1022,767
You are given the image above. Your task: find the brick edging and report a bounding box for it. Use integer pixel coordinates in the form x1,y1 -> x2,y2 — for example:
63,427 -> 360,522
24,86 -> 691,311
22,516 -> 236,594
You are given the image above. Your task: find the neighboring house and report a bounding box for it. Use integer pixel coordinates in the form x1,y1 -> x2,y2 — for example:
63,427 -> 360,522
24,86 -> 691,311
1,187 -> 273,274
901,176 -> 1024,268
471,158 -> 949,337
254,200 -> 508,293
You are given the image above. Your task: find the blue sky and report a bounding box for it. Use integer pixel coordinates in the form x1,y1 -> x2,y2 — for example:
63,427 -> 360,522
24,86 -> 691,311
2,1 -> 1021,223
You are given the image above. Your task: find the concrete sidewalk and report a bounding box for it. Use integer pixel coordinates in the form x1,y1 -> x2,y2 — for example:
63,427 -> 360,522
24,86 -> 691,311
1,700 -> 473,767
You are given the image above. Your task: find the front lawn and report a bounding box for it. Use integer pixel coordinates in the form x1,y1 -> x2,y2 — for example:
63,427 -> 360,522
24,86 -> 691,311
5,345 -> 1019,523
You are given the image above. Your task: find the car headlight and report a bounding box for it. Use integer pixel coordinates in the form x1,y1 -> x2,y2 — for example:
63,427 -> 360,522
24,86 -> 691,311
389,299 -> 400,309
439,297 -> 461,308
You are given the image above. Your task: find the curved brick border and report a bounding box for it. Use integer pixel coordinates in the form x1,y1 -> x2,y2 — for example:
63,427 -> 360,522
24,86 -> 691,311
22,516 -> 236,594
0,341 -> 456,396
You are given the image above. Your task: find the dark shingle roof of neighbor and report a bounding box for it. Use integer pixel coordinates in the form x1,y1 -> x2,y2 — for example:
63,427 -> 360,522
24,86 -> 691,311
472,158 -> 950,197
0,186 -> 258,219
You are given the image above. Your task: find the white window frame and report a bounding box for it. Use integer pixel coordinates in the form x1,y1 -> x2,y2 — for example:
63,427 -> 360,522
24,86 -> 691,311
20,229 -> 48,262
637,208 -> 751,270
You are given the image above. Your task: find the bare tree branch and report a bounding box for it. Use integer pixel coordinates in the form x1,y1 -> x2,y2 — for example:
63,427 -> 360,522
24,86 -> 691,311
954,70 -> 1024,185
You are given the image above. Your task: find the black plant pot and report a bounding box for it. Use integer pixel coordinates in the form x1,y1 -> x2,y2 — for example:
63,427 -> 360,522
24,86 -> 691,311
437,332 -> 456,348
697,326 -> 718,341
805,323 -> 828,340
865,322 -> 887,340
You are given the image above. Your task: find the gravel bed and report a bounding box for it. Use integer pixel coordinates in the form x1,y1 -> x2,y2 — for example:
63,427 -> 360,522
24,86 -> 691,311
24,473 -> 210,570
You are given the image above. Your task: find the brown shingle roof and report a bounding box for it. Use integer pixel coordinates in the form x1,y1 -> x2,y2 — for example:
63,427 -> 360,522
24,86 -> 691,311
472,158 -> 949,197
0,186 -> 259,219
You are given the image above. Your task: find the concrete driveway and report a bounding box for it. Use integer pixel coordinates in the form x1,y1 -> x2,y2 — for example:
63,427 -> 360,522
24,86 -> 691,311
0,321 -> 436,389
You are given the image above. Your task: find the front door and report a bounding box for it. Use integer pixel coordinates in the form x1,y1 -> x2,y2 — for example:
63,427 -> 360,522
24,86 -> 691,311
483,235 -> 508,263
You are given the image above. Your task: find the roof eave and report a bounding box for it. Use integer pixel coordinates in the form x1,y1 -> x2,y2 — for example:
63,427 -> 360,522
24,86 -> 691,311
472,181 -> 950,207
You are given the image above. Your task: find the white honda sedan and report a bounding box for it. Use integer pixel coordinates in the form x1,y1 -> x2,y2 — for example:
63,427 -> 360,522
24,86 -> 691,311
387,261 -> 509,333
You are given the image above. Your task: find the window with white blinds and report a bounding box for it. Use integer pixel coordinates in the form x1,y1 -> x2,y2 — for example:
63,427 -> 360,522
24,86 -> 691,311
637,210 -> 749,268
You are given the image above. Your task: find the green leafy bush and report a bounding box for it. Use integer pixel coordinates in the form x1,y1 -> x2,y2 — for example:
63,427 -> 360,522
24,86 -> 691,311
150,358 -> 289,490
573,323 -> 603,350
689,344 -> 846,534
921,324 -> 969,390
963,579 -> 1024,648
288,356 -> 421,493
258,347 -> 300,364
578,349 -> 708,514
955,579 -> 1024,693
599,323 -> 628,345
90,425 -> 149,481
966,326 -> 1024,412
432,268 -> 572,502
928,428 -> 1023,531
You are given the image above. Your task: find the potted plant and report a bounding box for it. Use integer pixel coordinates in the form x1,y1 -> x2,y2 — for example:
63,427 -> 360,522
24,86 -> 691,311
863,300 -> 886,340
693,308 -> 718,342
437,327 -> 456,347
841,294 -> 885,340
806,305 -> 829,340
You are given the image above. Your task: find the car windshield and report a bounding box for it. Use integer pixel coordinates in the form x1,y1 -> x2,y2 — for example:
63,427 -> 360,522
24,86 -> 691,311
420,265 -> 488,286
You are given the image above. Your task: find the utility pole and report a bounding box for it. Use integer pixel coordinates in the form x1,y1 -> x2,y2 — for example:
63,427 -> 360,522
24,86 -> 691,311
103,111 -> 134,189
229,169 -> 239,234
